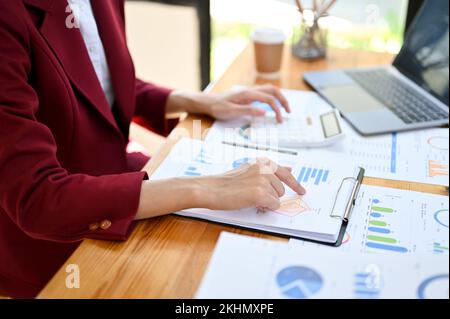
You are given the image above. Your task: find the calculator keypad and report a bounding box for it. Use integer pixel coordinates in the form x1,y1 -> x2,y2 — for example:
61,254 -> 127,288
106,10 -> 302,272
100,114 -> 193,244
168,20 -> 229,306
250,116 -> 320,145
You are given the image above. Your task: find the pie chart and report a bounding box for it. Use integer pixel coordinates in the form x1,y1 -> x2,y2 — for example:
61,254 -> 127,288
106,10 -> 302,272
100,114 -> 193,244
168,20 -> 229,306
276,266 -> 323,299
434,209 -> 449,228
417,274 -> 449,299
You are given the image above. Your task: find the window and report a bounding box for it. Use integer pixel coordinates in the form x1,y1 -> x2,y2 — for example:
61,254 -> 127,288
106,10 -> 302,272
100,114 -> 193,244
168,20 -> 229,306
211,0 -> 408,80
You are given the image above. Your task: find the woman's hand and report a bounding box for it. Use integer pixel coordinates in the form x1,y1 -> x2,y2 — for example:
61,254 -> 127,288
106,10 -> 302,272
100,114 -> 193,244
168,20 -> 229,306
166,84 -> 290,123
207,84 -> 290,123
135,158 -> 306,220
200,158 -> 306,212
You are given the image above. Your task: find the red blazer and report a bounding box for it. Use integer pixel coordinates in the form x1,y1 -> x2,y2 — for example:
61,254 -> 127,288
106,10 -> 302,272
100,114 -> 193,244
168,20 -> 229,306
0,0 -> 172,298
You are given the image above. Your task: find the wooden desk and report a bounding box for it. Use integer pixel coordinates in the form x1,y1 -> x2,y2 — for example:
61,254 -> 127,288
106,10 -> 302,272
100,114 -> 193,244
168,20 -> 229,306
38,46 -> 449,298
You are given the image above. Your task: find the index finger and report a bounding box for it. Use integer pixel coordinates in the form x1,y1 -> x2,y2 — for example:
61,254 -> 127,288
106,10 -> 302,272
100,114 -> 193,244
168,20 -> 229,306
275,165 -> 306,195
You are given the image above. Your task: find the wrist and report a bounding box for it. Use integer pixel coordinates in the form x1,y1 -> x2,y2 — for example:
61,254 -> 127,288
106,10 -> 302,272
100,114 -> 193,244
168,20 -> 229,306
167,91 -> 212,115
188,176 -> 220,209
135,177 -> 214,220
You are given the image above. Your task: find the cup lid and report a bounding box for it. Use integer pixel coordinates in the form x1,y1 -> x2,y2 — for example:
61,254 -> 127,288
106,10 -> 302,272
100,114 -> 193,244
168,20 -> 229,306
251,28 -> 285,45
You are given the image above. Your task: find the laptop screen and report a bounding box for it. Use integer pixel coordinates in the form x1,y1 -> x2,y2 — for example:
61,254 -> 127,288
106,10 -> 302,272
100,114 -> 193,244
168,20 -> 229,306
394,0 -> 449,106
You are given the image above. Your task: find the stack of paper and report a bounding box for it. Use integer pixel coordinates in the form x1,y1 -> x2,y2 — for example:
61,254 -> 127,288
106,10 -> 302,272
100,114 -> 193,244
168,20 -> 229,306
196,232 -> 449,299
192,88 -> 449,298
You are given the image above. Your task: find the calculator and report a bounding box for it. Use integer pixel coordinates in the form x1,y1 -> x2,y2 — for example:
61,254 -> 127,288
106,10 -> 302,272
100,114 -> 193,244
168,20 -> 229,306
249,110 -> 345,148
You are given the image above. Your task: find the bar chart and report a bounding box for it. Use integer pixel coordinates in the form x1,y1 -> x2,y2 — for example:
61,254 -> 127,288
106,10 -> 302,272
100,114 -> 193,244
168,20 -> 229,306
184,166 -> 202,177
183,148 -> 215,177
365,198 -> 408,253
194,148 -> 213,165
428,160 -> 449,178
433,242 -> 449,254
353,270 -> 381,299
354,186 -> 449,256
297,166 -> 330,186
232,157 -> 251,169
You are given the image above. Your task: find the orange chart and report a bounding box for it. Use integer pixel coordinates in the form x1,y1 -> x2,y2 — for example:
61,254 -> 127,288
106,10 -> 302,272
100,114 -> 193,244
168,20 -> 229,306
276,196 -> 311,217
428,160 -> 449,178
341,231 -> 351,245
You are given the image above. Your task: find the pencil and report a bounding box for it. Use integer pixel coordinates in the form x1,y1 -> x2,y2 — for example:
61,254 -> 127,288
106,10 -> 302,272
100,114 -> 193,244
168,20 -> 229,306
295,0 -> 304,13
221,141 -> 298,156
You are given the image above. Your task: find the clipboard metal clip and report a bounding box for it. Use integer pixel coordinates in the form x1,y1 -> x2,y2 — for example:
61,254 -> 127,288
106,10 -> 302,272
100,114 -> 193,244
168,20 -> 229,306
330,167 -> 365,223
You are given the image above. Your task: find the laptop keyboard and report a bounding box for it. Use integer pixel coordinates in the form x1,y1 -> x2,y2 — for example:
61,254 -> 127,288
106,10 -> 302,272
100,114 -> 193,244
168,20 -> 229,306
346,69 -> 448,124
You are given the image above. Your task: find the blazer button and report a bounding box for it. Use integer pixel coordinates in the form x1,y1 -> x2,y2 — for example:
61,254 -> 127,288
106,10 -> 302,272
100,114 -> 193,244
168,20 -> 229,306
100,219 -> 112,230
89,222 -> 99,231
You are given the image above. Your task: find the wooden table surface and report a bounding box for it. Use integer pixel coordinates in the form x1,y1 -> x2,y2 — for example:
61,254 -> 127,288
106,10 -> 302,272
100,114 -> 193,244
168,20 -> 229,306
38,46 -> 449,298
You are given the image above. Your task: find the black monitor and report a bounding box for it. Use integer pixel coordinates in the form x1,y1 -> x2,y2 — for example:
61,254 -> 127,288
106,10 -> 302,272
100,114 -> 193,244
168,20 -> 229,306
394,0 -> 449,106
405,0 -> 425,36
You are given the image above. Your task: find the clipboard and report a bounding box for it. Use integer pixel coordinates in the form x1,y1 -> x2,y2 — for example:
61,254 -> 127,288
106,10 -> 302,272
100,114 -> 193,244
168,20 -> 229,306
175,167 -> 365,248
329,166 -> 365,247
151,137 -> 367,247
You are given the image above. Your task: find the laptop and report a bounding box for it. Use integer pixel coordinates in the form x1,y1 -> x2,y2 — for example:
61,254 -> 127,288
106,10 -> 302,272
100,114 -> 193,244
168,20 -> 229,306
304,0 -> 449,135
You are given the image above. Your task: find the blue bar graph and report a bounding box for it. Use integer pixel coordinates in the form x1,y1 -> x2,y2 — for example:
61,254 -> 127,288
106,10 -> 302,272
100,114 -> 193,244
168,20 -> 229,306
184,171 -> 201,176
355,273 -> 370,280
354,272 -> 380,299
368,227 -> 390,234
390,133 -> 397,173
298,167 -> 306,182
354,289 -> 380,298
184,165 -> 202,177
303,168 -> 312,183
195,157 -> 212,164
297,167 -> 330,186
321,170 -> 329,183
433,242 -> 449,254
194,149 -> 213,164
365,198 -> 410,254
366,242 -> 408,253
316,170 -> 323,185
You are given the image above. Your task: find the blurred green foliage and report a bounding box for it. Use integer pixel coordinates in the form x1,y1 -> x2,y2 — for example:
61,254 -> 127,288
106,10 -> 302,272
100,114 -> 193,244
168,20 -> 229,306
211,9 -> 405,79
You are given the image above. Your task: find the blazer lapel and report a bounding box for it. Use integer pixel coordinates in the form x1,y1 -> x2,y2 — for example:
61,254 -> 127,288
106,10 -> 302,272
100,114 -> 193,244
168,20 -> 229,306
24,0 -> 121,133
91,0 -> 136,137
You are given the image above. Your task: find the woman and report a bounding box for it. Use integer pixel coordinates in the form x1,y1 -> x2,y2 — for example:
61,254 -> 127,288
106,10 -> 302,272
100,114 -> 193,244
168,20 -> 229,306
0,0 -> 305,298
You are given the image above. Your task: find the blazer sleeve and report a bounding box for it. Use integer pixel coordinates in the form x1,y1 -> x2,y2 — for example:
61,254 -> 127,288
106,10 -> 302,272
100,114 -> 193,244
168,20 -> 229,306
0,4 -> 144,243
134,79 -> 173,136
